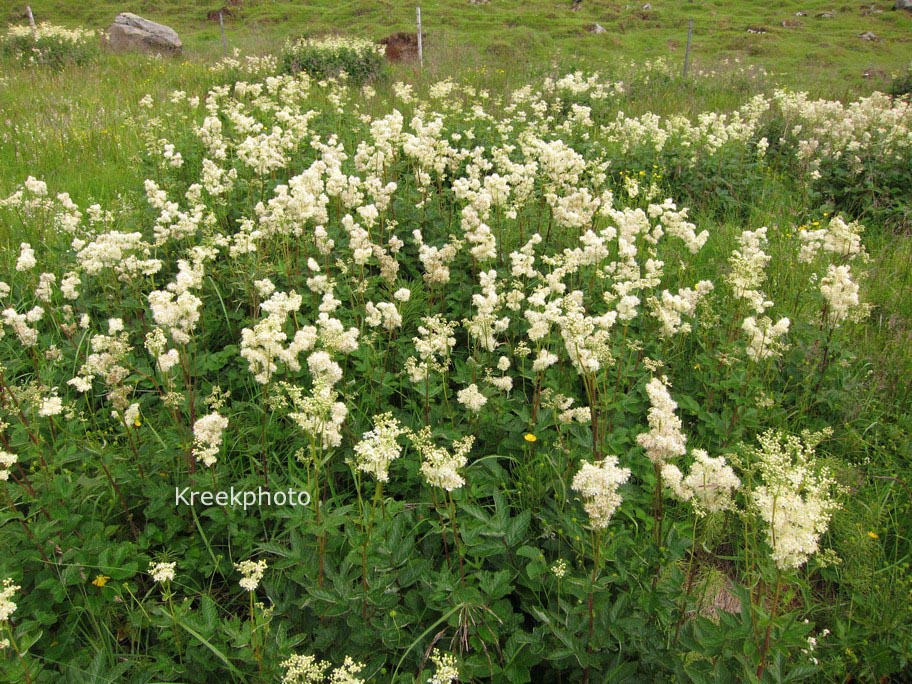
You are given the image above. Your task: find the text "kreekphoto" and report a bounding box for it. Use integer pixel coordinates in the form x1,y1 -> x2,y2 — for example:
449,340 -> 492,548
175,486 -> 311,510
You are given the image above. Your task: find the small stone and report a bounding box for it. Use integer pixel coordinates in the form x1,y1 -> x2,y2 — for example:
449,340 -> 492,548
859,31 -> 878,40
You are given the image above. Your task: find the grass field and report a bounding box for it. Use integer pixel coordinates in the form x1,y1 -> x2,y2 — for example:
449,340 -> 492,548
0,3 -> 911,683
3,0 -> 912,89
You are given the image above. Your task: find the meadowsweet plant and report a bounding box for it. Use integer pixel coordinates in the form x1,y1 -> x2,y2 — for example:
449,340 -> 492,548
235,559 -> 270,667
0,62 -> 901,683
0,578 -> 33,682
571,457 -> 630,531
747,429 -> 841,677
192,412 -> 229,467
150,561 -> 177,584
426,650 -> 459,684
236,559 -> 268,592
281,35 -> 386,85
1,23 -> 99,68
750,430 -> 839,572
351,412 -> 405,483
662,449 -> 740,517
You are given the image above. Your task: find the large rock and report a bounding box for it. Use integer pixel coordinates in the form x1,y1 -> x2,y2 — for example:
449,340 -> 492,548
896,0 -> 912,9
107,13 -> 182,55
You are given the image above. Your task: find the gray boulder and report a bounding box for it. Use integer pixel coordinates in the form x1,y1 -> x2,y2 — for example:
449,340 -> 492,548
896,0 -> 912,9
107,13 -> 182,55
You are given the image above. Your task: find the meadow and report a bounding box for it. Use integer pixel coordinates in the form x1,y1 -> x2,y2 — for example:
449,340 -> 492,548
0,3 -> 911,683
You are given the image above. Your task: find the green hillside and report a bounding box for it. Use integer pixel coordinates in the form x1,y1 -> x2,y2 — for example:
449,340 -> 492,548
2,0 -> 911,90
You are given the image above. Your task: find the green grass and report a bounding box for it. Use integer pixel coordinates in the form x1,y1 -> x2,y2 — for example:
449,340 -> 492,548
2,0 -> 911,91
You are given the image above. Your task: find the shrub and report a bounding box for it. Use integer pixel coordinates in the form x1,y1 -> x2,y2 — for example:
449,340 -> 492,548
0,22 -> 99,68
890,63 -> 912,101
281,35 -> 387,85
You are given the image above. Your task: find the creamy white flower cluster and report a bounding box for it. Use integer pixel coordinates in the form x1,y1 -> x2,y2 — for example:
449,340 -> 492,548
427,649 -> 460,684
411,427 -> 475,492
405,315 -> 457,384
69,328 -> 134,410
456,383 -> 488,413
192,412 -> 229,467
209,49 -> 279,78
742,316 -> 791,362
774,90 -> 912,179
235,559 -> 268,592
648,281 -> 714,337
2,304 -> 43,347
662,449 -> 740,516
726,226 -> 772,315
73,230 -> 162,281
465,270 -> 509,352
149,561 -> 176,584
0,578 -> 20,622
750,429 -> 839,570
636,377 -> 687,465
571,456 -> 631,529
0,450 -> 17,482
820,264 -> 861,328
242,290 -> 308,384
285,380 -> 348,450
352,412 -> 405,482
280,653 -> 366,684
541,389 -> 592,425
5,22 -> 95,43
601,94 -> 769,157
798,216 -> 865,263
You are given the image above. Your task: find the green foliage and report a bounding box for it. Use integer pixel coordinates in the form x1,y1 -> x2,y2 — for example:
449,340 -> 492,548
890,64 -> 912,101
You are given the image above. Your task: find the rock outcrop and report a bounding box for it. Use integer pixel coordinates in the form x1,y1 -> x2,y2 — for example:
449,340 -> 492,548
107,13 -> 182,55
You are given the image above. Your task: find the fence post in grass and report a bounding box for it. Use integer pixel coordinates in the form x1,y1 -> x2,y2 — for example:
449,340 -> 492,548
219,10 -> 227,57
26,5 -> 35,28
683,18 -> 693,77
416,7 -> 423,68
